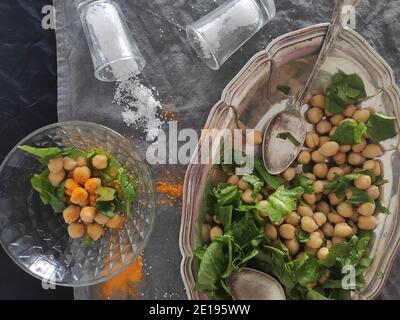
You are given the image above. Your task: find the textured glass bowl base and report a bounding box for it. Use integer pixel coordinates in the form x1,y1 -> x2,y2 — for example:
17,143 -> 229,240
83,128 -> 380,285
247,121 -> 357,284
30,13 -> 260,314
0,121 -> 155,287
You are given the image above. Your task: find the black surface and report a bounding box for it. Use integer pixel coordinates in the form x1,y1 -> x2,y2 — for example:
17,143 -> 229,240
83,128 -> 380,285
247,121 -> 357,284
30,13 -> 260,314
0,0 -> 73,299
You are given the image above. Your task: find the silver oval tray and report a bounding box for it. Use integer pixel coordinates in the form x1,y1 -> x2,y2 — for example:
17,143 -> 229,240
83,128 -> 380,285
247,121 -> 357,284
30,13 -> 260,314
179,23 -> 400,300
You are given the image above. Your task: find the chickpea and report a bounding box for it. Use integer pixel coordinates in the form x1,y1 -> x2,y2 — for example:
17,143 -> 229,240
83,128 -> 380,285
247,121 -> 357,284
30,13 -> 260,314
279,224 -> 296,240
340,165 -> 353,175
325,109 -> 333,117
304,173 -> 316,181
241,189 -> 255,204
306,232 -> 323,249
303,193 -> 317,205
313,163 -> 328,179
84,178 -> 102,194
298,150 -> 311,165
65,178 -> 80,191
312,180 -> 325,193
80,206 -> 96,223
362,144 -> 383,158
354,174 -> 372,190
337,202 -> 353,218
327,167 -> 344,181
310,95 -> 325,109
353,109 -> 370,123
350,211 -> 359,223
238,179 -> 251,190
343,104 -> 357,117
73,166 -> 91,185
348,152 -> 365,166
311,150 -> 326,163
201,224 -> 211,242
316,201 -> 330,214
68,223 -> 86,239
70,187 -> 88,206
334,222 -> 353,238
63,204 -> 81,224
94,212 -> 111,225
63,157 -> 78,171
258,200 -> 269,218
307,108 -> 324,124
48,170 -> 66,187
256,193 -> 263,201
284,212 -> 300,226
301,216 -> 318,233
332,237 -> 346,245
363,159 -> 376,170
348,220 -> 358,236
315,229 -> 325,239
352,138 -> 367,153
372,161 -> 382,176
333,152 -> 346,165
227,175 -> 240,185
329,193 -> 344,206
367,185 -> 380,200
77,157 -> 88,167
327,212 -> 345,224
328,126 -> 337,137
319,141 -> 339,157
282,167 -> 296,182
357,202 -> 376,216
318,136 -> 331,147
285,238 -> 300,255
316,120 -> 332,135
339,144 -> 351,153
106,213 -> 123,229
92,155 -> 108,170
313,212 -> 327,227
246,130 -> 263,145
87,223 -> 105,241
317,247 -> 329,261
48,157 -> 64,173
264,224 -> 278,241
211,169 -> 230,185
322,222 -> 334,237
358,216 -> 379,230
305,132 -> 320,148
305,247 -> 318,256
330,114 -> 344,126
298,205 -> 314,217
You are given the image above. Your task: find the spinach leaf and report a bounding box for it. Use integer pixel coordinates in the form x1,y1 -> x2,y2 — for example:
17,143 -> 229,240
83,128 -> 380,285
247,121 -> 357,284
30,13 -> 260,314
242,174 -> 264,192
347,188 -> 374,205
324,173 -> 360,197
95,201 -> 116,218
296,230 -> 310,243
232,213 -> 262,247
83,235 -> 93,246
31,170 -> 66,213
212,203 -> 233,231
306,288 -> 332,300
212,183 -> 240,206
375,199 -> 390,214
95,186 -> 116,202
293,253 -> 323,286
331,121 -> 367,145
366,112 -> 398,143
292,174 -> 314,194
19,146 -> 64,164
276,132 -> 301,147
277,85 -> 291,95
265,186 -> 304,223
254,159 -> 282,190
325,72 -> 367,114
374,176 -> 388,186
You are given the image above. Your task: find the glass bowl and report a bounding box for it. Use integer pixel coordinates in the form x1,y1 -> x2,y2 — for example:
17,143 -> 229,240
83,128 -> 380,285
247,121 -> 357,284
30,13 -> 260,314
0,121 -> 156,287
180,23 -> 400,300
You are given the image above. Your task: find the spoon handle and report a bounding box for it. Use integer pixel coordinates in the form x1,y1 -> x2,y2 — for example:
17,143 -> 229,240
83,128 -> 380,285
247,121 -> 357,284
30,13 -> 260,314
294,0 -> 363,108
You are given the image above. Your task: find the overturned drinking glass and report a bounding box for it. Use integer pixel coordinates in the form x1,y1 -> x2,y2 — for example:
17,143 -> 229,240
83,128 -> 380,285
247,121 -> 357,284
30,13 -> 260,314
186,0 -> 276,70
77,0 -> 146,82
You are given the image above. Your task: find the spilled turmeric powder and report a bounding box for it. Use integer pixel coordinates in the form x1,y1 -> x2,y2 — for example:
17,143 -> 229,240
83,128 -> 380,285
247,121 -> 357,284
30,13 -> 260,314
102,256 -> 143,300
156,180 -> 183,207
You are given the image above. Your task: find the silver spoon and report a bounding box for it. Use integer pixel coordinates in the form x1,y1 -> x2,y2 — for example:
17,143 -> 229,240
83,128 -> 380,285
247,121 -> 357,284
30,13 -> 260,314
227,268 -> 286,300
262,0 -> 362,174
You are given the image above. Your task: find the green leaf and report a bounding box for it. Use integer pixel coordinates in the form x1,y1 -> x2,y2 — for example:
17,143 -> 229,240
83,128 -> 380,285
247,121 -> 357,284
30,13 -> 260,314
254,159 -> 282,190
374,176 -> 388,186
296,230 -> 310,243
292,174 -> 314,194
31,170 -> 66,213
212,203 -> 233,231
276,132 -> 301,147
277,84 -> 291,95
324,173 -> 360,197
212,183 -> 240,206
20,146 -> 64,164
242,174 -> 264,192
265,186 -> 304,223
375,199 -> 390,214
95,201 -> 116,218
95,186 -> 116,202
366,112 -> 398,143
347,188 -> 374,205
331,121 -> 367,145
83,235 -> 93,246
232,213 -> 262,247
306,288 -> 332,300
293,253 -> 323,286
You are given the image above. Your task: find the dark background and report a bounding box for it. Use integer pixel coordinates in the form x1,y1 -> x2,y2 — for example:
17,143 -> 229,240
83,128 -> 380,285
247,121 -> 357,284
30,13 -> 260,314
0,0 -> 73,299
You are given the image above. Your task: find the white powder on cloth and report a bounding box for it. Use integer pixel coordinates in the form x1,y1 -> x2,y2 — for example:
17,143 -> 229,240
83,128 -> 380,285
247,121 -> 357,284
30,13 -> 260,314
113,78 -> 165,140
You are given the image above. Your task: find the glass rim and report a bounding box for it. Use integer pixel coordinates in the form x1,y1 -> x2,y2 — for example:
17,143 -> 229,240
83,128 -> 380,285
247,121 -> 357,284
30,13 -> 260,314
94,55 -> 146,82
0,120 -> 156,287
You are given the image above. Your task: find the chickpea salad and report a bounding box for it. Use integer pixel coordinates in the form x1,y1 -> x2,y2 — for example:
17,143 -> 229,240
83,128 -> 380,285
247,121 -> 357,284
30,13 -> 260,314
19,146 -> 136,243
194,72 -> 398,300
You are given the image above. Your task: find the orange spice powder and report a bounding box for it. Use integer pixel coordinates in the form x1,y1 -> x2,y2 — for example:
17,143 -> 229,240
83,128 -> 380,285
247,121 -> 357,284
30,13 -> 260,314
156,180 -> 184,207
102,256 -> 143,300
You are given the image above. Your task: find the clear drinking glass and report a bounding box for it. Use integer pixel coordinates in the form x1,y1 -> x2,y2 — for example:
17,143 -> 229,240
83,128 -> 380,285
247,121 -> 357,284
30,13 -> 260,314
0,122 -> 156,286
77,0 -> 146,82
186,0 -> 276,70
